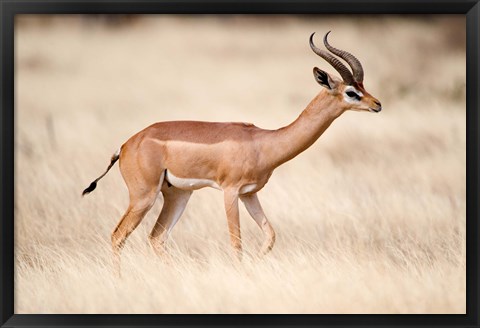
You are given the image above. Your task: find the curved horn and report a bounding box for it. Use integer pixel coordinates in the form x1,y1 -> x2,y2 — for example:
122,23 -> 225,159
323,31 -> 364,83
309,32 -> 354,85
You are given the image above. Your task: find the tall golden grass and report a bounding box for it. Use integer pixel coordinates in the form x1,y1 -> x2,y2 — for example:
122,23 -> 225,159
15,15 -> 465,313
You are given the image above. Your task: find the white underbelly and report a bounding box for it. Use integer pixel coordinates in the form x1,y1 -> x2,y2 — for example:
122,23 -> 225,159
239,183 -> 258,194
165,170 -> 222,191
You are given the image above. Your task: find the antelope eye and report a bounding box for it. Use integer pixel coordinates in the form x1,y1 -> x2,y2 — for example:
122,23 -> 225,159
346,91 -> 361,100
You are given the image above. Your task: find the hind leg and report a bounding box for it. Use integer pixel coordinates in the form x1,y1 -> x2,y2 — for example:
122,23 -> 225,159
111,171 -> 164,275
149,182 -> 192,258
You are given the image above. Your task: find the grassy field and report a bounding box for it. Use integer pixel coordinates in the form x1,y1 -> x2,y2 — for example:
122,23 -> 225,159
14,15 -> 465,314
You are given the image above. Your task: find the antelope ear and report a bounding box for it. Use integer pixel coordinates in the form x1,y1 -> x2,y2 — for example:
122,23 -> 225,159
313,67 -> 337,90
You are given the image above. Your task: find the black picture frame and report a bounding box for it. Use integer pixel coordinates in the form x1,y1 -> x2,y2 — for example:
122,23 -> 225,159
1,1 -> 478,327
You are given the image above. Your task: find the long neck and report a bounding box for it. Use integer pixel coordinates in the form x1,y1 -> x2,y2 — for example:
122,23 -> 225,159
262,90 -> 344,169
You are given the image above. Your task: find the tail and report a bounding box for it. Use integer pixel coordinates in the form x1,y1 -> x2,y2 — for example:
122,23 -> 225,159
82,149 -> 121,196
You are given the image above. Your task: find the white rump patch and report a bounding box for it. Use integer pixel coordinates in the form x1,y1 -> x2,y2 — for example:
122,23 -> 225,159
165,170 -> 222,191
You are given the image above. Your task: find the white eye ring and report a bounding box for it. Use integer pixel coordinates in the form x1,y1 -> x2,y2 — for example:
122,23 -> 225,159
346,90 -> 361,100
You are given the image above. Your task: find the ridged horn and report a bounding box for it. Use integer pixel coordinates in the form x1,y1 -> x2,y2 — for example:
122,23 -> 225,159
323,31 -> 364,83
309,32 -> 354,85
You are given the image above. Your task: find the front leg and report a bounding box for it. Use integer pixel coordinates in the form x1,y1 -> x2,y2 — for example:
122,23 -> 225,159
240,193 -> 276,256
223,189 -> 242,261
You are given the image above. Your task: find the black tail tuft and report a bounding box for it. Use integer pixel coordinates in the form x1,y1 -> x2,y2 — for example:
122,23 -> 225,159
82,149 -> 120,197
82,181 -> 97,196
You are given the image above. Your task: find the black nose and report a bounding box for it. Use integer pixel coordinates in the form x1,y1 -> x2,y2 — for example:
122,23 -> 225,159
374,100 -> 382,106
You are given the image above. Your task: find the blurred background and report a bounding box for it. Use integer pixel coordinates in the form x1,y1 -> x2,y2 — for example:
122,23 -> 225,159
15,15 -> 465,314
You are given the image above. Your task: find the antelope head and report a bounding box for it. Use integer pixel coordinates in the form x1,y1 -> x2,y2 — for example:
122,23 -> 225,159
310,31 -> 382,113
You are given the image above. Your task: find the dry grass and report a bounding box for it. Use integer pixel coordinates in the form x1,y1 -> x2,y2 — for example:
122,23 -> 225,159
14,15 -> 466,314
